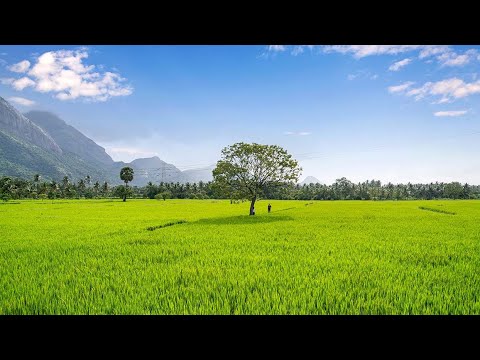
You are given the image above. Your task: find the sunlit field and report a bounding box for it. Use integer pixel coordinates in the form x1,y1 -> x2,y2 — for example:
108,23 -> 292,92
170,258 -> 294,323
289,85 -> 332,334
1,199 -> 479,314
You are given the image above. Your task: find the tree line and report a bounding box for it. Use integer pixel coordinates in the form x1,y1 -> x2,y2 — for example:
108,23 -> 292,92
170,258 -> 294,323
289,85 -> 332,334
1,142 -> 478,203
1,174 -> 478,201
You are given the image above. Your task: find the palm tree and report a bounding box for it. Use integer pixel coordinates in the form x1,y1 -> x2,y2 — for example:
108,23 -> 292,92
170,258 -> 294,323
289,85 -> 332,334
62,176 -> 69,189
49,180 -> 58,199
33,174 -> 40,196
77,179 -> 86,197
102,181 -> 109,197
93,181 -> 100,197
120,167 -> 134,202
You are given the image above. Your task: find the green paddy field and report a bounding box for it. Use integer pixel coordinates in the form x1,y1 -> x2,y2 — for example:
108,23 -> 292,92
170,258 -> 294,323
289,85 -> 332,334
1,199 -> 479,314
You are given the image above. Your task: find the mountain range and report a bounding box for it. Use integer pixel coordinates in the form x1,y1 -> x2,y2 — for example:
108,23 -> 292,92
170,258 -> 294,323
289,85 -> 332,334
0,96 -> 320,186
0,96 -> 213,186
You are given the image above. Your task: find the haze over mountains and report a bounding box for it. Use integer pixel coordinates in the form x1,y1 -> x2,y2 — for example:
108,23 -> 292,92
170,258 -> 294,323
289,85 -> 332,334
299,176 -> 322,185
0,96 -> 213,185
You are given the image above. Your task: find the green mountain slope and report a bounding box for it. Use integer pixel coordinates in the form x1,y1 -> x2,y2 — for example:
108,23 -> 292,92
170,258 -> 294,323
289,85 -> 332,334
0,129 -> 117,182
25,111 -> 113,165
0,97 -> 212,185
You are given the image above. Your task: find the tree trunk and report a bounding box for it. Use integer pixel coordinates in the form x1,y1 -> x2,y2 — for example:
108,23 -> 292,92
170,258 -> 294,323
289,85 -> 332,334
123,194 -> 126,202
249,195 -> 256,215
123,181 -> 127,202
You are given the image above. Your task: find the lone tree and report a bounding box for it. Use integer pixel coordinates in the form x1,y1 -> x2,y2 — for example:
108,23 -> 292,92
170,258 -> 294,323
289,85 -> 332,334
120,167 -> 134,202
213,142 -> 301,215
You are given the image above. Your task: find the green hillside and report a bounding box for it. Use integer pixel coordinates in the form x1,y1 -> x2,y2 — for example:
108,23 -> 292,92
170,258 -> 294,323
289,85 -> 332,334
0,129 -> 116,183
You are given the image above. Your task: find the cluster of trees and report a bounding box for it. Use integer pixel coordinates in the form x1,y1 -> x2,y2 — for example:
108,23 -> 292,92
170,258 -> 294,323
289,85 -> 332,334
1,175 -> 478,202
0,174 -> 219,201
0,174 -> 113,200
268,178 -> 480,200
143,178 -> 480,201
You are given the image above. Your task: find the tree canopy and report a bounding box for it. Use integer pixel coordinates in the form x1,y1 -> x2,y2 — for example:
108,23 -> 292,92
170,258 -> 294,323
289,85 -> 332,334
213,142 -> 301,215
119,167 -> 134,202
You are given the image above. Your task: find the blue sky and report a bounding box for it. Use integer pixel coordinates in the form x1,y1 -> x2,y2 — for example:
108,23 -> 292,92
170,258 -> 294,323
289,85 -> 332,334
0,45 -> 479,184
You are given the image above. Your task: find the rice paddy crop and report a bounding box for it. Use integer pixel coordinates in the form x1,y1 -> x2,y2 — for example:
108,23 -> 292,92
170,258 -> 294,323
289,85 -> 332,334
1,199 -> 479,314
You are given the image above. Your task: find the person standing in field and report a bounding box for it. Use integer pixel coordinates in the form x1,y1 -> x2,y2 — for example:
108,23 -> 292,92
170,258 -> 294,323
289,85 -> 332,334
268,203 -> 271,213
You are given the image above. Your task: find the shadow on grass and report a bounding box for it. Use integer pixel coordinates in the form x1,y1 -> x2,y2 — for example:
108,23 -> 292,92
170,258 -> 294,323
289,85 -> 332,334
418,206 -> 456,215
196,214 -> 294,226
146,220 -> 187,231
274,207 -> 297,212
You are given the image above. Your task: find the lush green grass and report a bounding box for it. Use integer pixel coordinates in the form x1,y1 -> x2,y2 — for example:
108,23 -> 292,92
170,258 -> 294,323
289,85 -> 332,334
1,199 -> 479,314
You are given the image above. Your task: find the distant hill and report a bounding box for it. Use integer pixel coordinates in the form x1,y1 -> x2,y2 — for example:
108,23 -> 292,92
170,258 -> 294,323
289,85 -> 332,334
0,96 -> 214,185
125,158 -> 214,186
299,176 -> 322,185
25,111 -> 113,165
127,156 -> 187,186
182,165 -> 215,183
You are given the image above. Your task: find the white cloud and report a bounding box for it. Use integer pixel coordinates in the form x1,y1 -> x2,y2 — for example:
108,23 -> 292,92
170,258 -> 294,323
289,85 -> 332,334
347,69 -> 377,81
12,76 -> 35,90
267,45 -> 286,52
264,45 -> 479,72
0,78 -> 14,85
438,53 -> 469,66
291,46 -> 304,56
405,86 -> 428,100
265,45 -> 317,56
388,58 -> 412,71
432,97 -> 451,104
284,131 -> 311,136
263,45 -> 480,74
388,81 -> 415,93
4,49 -> 133,102
321,45 -> 480,68
290,45 -> 316,56
323,45 -> 423,59
419,46 -> 450,59
404,78 -> 480,102
8,60 -> 30,73
437,49 -> 478,67
8,96 -> 36,106
434,110 -> 467,117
